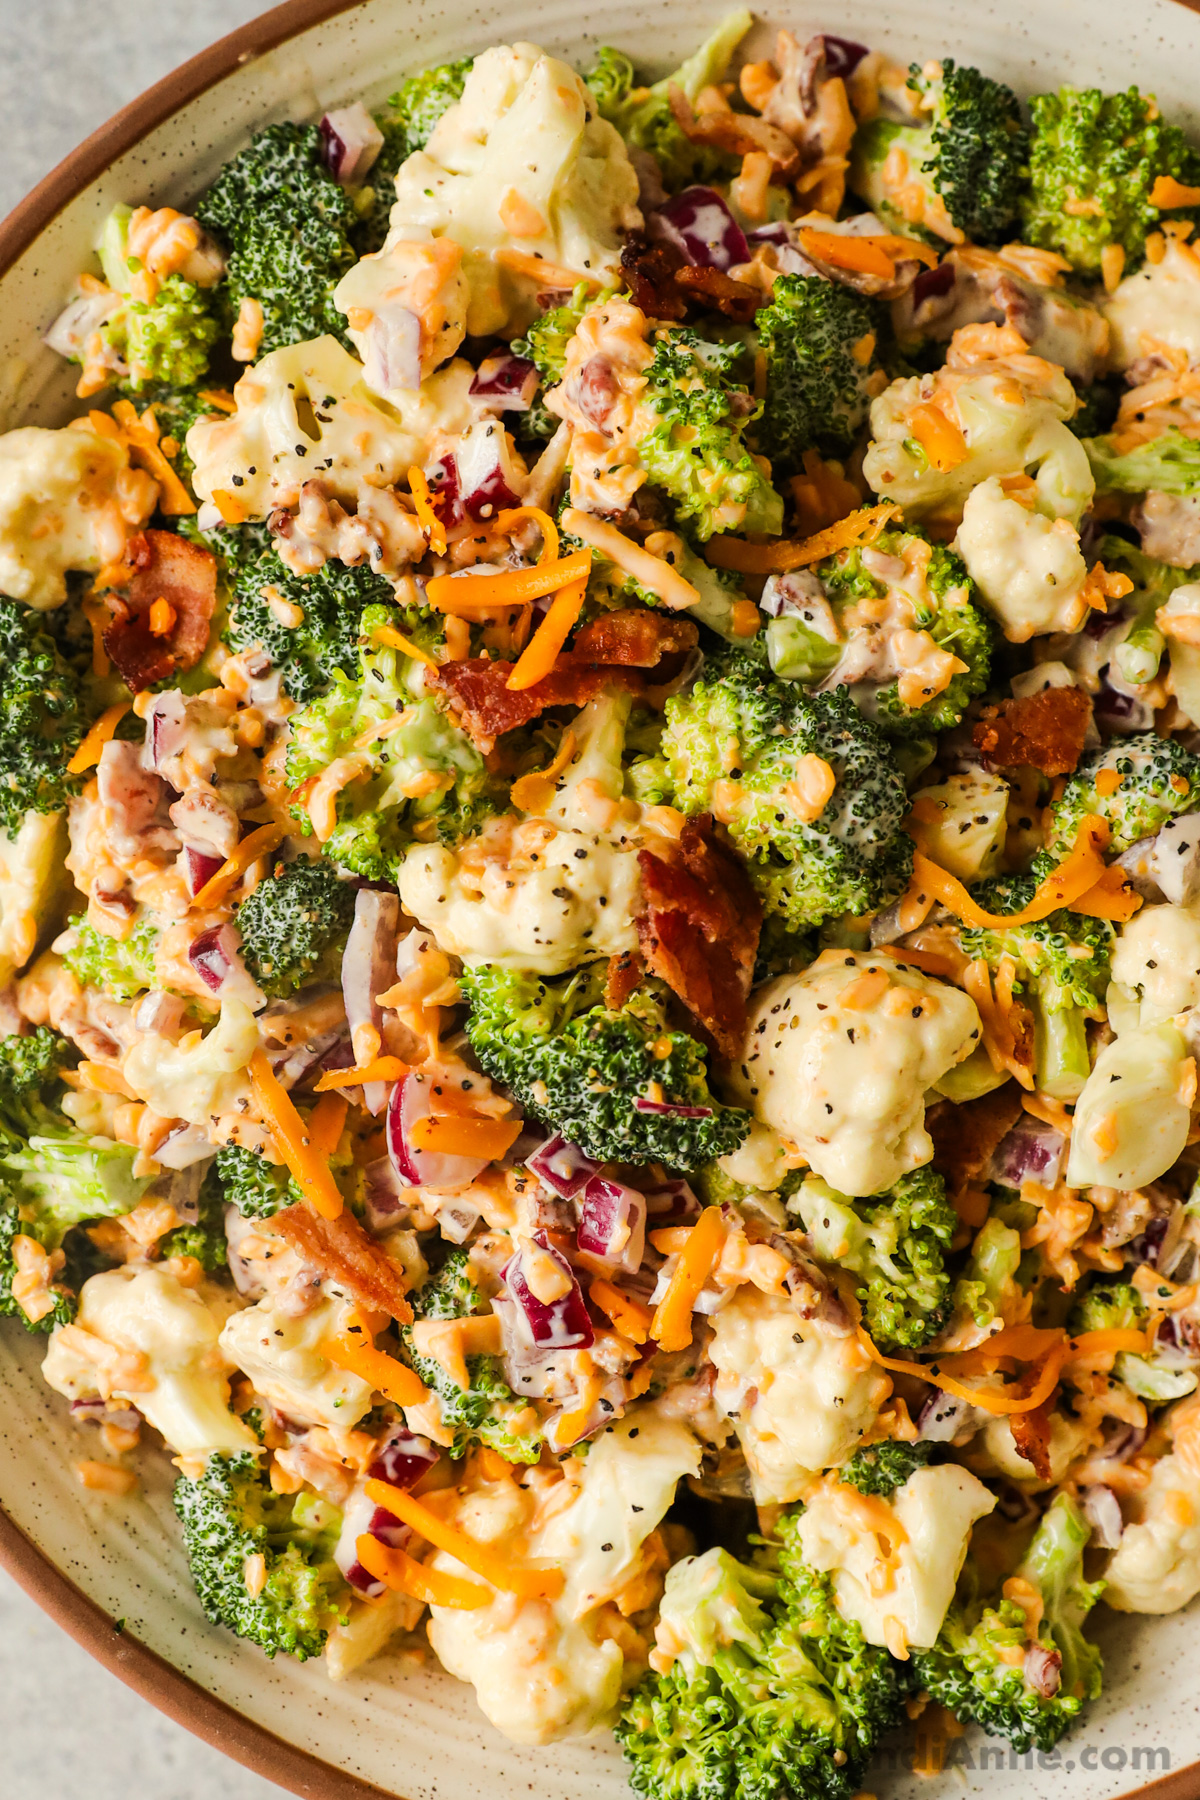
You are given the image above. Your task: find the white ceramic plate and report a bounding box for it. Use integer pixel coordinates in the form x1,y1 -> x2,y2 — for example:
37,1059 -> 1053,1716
4,3 -> 1200,1796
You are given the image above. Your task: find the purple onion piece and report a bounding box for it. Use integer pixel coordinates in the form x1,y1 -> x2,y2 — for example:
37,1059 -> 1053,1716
188,923 -> 237,992
526,1133 -> 599,1199
469,353 -> 539,411
1081,1484 -> 1124,1549
652,185 -> 750,272
367,1430 -> 438,1490
361,304 -> 422,394
425,454 -> 463,527
180,843 -> 224,896
821,35 -> 870,77
143,691 -> 187,771
319,102 -> 385,186
644,1179 -> 701,1225
70,1399 -> 142,1432
502,1232 -> 594,1349
989,1120 -> 1066,1191
386,1072 -> 491,1192
910,260 -> 956,308
362,1154 -> 409,1232
343,888 -> 400,1116
917,1389 -> 972,1442
1095,675 -> 1155,735
577,1176 -> 647,1273
1023,1643 -> 1062,1698
334,1485 -> 409,1599
747,222 -> 793,247
456,421 -> 524,520
633,1096 -> 713,1119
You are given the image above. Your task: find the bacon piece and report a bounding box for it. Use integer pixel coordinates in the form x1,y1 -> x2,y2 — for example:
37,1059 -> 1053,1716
667,85 -> 800,175
1009,1395 -> 1055,1481
927,1086 -> 1023,1192
621,235 -> 689,321
605,949 -> 643,1011
673,265 -> 762,323
972,687 -> 1091,777
273,1202 -> 413,1323
636,816 -> 763,1059
428,609 -> 700,751
102,529 -> 218,691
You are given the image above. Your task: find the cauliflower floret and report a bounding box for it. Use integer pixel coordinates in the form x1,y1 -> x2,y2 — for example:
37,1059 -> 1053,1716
218,1293 -> 374,1430
863,328 -> 1093,526
707,1288 -> 891,1504
426,1406 -> 700,1745
908,768 -> 1009,881
974,1410 -> 1093,1492
185,334 -> 474,520
1157,582 -> 1200,726
1111,903 -> 1200,1025
796,1465 -> 995,1653
388,43 -> 641,338
0,810 -> 66,986
729,949 -> 981,1197
0,423 -> 158,608
1104,234 -> 1200,372
955,476 -> 1091,642
42,1264 -> 256,1457
334,233 -> 470,398
122,997 -> 259,1129
398,819 -> 640,975
1104,1450 -> 1200,1613
1066,1021 -> 1194,1191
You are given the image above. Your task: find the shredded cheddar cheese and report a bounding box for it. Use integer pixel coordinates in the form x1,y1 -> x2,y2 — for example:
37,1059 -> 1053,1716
356,1534 -> 490,1609
364,1478 -> 565,1600
192,822 -> 285,910
67,702 -> 130,775
651,1207 -> 727,1353
248,1048 -> 344,1221
425,549 -> 592,615
705,502 -> 901,574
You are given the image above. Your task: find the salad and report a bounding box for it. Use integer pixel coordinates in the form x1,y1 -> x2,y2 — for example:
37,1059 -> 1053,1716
5,10 -> 1200,1790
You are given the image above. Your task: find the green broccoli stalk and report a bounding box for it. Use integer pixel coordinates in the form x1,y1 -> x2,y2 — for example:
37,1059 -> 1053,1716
755,276 -> 883,471
174,1452 -> 348,1659
660,651 -> 913,928
400,1251 -> 541,1463
285,602 -> 496,882
1085,428 -> 1200,500
196,123 -> 358,355
215,1144 -> 298,1220
795,1167 -> 956,1351
462,962 -> 750,1168
61,910 -> 161,1003
617,1511 -> 903,1800
953,1215 -> 1023,1333
850,60 -> 1028,245
837,1439 -> 933,1498
1021,85 -> 1200,277
0,598 -> 93,833
960,877 -> 1113,1101
235,859 -> 356,998
911,1494 -> 1104,1753
160,1164 -> 229,1273
356,55 -> 474,254
1091,535 -> 1199,687
589,12 -> 754,193
804,528 -> 991,736
635,330 -> 783,541
1041,731 -> 1200,863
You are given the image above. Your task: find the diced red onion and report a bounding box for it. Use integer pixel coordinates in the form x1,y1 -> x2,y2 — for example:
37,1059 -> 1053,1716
469,353 -> 539,412
633,1096 -> 713,1119
1023,1643 -> 1062,1699
142,690 -> 188,772
188,923 -> 238,992
361,304 -> 422,396
911,260 -> 956,309
70,1398 -> 142,1431
545,1376 -> 627,1450
526,1134 -> 599,1200
319,102 -> 385,186
1081,1484 -> 1124,1549
386,1071 -> 491,1191
362,1154 -> 409,1233
155,1123 -> 216,1170
334,1485 -> 408,1599
132,989 -> 187,1037
821,35 -> 869,77
180,843 -> 224,897
989,1120 -> 1065,1191
577,1176 -> 647,1273
652,186 -> 750,272
367,1429 -> 438,1489
456,420 -> 524,519
502,1233 -> 593,1349
1099,1420 -> 1147,1464
425,455 -> 463,528
644,1179 -> 701,1224
343,888 -> 400,1115
433,1195 -> 484,1244
44,287 -> 120,360
760,568 -> 828,620
917,1388 -> 972,1442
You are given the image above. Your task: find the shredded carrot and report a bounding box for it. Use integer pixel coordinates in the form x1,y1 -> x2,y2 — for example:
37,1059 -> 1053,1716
506,575 -> 587,691
510,729 -> 578,813
494,506 -> 559,565
325,1331 -> 425,1404
248,1048 -> 344,1220
191,822 -> 284,910
857,1327 -> 1069,1417
1151,174 -> 1200,209
494,247 -> 601,291
876,944 -> 960,980
373,623 -> 439,670
408,464 -> 447,557
407,1113 -> 523,1161
66,701 -> 129,774
306,1090 -> 348,1156
705,502 -> 900,575
1070,863 -> 1144,922
589,1278 -> 653,1345
364,1478 -> 565,1599
314,1056 -> 408,1092
651,1207 -> 726,1353
908,816 -> 1110,929
210,488 -> 248,526
1066,1328 -> 1150,1360
81,599 -> 110,678
356,1534 -> 490,1609
908,403 -> 969,472
425,550 -> 591,616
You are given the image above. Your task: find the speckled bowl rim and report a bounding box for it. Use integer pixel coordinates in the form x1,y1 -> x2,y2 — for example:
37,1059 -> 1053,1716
4,1 -> 1200,1796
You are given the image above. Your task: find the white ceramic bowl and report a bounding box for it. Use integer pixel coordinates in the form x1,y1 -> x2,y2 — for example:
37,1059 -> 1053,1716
5,3 -> 1200,1796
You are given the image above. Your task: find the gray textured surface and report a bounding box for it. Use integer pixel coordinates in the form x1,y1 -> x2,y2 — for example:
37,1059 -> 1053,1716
0,16 -> 286,1796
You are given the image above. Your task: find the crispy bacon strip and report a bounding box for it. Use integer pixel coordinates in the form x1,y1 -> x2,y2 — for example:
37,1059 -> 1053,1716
636,816 -> 763,1059
605,949 -> 643,1011
667,85 -> 800,175
673,264 -> 762,323
972,687 -> 1091,777
927,1086 -> 1023,1190
621,236 -> 689,321
1009,1395 -> 1056,1481
102,529 -> 218,691
428,609 -> 699,751
273,1203 -> 413,1324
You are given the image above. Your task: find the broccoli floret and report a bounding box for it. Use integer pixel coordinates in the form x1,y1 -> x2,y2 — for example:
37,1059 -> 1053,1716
953,1215 -> 1023,1333
1085,427 -> 1200,499
850,60 -> 1027,245
399,1251 -> 541,1463
911,1494 -> 1103,1753
591,12 -> 753,192
286,602 -> 496,882
1069,1280 -> 1146,1336
0,598 -> 92,833
462,962 -> 750,1168
235,859 -> 355,998
214,1143 -> 297,1220
61,911 -> 160,1002
1042,731 -> 1200,863
0,1027 -> 73,1141
114,275 -> 220,392
961,876 -> 1113,1100
174,1452 -> 347,1660
755,276 -> 883,471
795,1167 -> 956,1351
617,1511 -> 903,1800
1021,85 -> 1200,278
1092,534 -> 1199,687
838,1439 -> 933,1498
805,528 -> 991,736
196,123 -> 358,355
160,1164 -> 229,1273
637,330 -> 783,541
660,651 -> 912,928
511,283 -> 599,440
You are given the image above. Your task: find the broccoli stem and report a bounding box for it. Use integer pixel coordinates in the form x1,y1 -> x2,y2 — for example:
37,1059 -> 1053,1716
765,617 -> 844,683
1033,993 -> 1091,1102
1114,608 -> 1166,686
